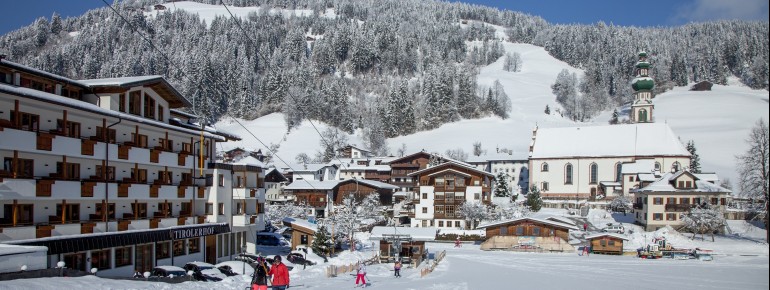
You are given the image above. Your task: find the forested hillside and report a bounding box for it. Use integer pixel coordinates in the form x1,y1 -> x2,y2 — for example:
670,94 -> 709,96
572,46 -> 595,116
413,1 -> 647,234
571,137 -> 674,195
0,0 -> 766,154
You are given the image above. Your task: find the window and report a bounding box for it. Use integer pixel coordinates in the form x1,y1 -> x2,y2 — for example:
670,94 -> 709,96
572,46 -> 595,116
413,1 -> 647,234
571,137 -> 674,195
474,192 -> 480,199
57,120 -> 81,138
711,198 -> 719,205
666,198 -> 677,205
143,95 -> 155,119
434,206 -> 444,214
600,240 -> 607,246
3,204 -> 33,225
157,105 -> 165,121
157,202 -> 171,216
90,249 -> 111,270
96,165 -> 115,181
131,133 -> 148,148
128,91 -> 141,116
565,164 -> 573,184
666,213 -> 677,221
589,163 -> 598,184
11,111 -> 40,131
95,203 -> 115,220
438,221 -> 444,227
115,246 -> 133,267
541,163 -> 549,172
119,94 -> 126,112
95,127 -> 116,143
218,203 -> 224,215
679,198 -> 690,204
422,207 -> 428,214
672,162 -> 681,172
516,227 -> 524,235
532,227 -> 541,236
56,203 -> 80,223
608,240 -> 616,246
173,240 -> 185,256
56,162 -> 80,179
445,205 -> 455,217
219,174 -> 225,187
615,163 -> 622,182
131,168 -> 147,183
4,157 -> 34,178
421,220 -> 428,227
654,162 -> 661,172
653,198 -> 663,205
629,176 -> 635,182
156,241 -> 170,259
188,238 -> 200,253
422,193 -> 427,199
653,213 -> 663,221
455,221 -> 461,228
541,182 -> 549,191
133,203 -> 147,218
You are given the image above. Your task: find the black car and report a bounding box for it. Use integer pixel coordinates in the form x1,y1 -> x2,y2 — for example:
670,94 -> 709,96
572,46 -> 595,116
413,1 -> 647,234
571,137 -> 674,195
150,266 -> 187,278
286,253 -> 316,266
182,262 -> 225,282
216,265 -> 239,277
235,253 -> 260,264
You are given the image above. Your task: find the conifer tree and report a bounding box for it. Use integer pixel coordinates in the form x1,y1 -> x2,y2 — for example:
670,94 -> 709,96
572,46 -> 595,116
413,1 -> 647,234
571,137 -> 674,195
526,185 -> 543,212
311,225 -> 333,257
494,171 -> 512,198
687,140 -> 702,173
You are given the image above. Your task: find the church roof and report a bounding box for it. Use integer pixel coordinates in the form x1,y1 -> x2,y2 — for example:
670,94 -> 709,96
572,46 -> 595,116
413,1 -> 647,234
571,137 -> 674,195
530,123 -> 690,159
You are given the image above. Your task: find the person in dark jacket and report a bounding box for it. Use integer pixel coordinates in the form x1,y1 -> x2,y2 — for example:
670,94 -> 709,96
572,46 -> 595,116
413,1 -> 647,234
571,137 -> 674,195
252,257 -> 271,290
268,255 -> 290,290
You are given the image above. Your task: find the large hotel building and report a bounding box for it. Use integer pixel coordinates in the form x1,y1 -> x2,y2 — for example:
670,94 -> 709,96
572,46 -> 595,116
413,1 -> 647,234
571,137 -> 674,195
0,57 -> 265,276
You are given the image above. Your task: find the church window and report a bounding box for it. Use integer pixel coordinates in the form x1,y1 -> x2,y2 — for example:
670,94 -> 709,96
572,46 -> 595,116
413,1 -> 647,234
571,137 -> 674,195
541,163 -> 549,172
672,162 -> 681,172
589,163 -> 598,184
564,164 -> 573,184
615,163 -> 622,182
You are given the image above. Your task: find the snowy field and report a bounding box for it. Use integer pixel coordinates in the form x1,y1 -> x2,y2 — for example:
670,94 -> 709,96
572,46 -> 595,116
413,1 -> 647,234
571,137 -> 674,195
1,240 -> 767,290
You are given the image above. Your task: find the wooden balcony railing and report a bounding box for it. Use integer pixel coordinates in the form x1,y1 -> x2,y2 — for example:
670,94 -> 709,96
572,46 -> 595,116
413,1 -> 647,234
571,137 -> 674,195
150,218 -> 160,229
81,222 -> 96,234
36,133 -> 54,151
81,181 -> 96,197
81,139 -> 96,156
177,186 -> 187,198
118,183 -> 130,197
36,225 -> 54,238
118,145 -> 130,160
118,220 -> 130,231
197,187 -> 205,198
36,180 -> 54,197
150,149 -> 160,163
178,153 -> 187,166
665,204 -> 694,212
150,184 -> 160,198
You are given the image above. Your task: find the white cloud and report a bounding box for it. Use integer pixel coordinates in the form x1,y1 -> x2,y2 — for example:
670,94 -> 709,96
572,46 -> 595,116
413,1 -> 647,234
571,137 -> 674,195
673,0 -> 769,23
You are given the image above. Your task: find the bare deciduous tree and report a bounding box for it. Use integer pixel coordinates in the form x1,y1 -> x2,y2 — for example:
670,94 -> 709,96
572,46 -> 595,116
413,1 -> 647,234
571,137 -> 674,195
736,119 -> 769,241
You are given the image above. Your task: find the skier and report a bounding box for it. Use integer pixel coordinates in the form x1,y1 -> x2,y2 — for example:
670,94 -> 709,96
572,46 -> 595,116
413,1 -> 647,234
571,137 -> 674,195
394,260 -> 402,278
251,256 -> 271,290
583,223 -> 588,231
268,255 -> 290,290
454,237 -> 462,248
355,261 -> 367,287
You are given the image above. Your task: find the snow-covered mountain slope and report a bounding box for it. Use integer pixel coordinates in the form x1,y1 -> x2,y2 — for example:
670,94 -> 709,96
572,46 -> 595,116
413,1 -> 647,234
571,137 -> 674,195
217,39 -> 769,186
143,1 -> 336,25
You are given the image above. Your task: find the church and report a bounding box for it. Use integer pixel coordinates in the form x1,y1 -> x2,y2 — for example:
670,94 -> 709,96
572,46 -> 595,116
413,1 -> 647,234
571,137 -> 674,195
528,52 -> 691,202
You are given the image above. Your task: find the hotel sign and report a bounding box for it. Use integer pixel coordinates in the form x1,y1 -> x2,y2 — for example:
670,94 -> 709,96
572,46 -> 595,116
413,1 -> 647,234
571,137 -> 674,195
170,226 -> 217,239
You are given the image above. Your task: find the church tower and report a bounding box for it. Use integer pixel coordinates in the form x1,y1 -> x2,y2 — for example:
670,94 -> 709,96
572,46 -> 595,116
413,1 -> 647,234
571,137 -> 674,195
630,51 -> 654,123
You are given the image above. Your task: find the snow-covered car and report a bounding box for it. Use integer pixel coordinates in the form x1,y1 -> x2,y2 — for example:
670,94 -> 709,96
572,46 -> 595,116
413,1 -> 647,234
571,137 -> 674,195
256,232 -> 290,247
150,265 -> 186,278
183,262 -> 227,282
287,252 -> 316,266
602,224 -> 625,234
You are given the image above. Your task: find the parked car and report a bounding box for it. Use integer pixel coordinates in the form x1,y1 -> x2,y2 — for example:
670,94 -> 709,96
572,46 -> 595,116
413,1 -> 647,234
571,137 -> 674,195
235,253 -> 260,264
256,233 -> 290,247
183,262 -> 226,282
602,224 -> 625,234
216,265 -> 239,276
150,266 -> 187,278
286,252 -> 316,266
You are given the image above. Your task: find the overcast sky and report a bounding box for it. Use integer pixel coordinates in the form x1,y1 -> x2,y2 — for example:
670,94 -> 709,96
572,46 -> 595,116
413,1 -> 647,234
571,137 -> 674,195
1,0 -> 767,35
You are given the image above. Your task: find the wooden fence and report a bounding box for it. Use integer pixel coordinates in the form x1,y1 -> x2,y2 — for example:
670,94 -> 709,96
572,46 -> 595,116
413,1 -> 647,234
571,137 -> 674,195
420,250 -> 446,277
325,253 -> 380,278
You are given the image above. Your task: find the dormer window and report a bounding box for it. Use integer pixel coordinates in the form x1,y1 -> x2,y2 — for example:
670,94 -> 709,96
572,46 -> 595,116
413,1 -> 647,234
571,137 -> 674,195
128,91 -> 141,116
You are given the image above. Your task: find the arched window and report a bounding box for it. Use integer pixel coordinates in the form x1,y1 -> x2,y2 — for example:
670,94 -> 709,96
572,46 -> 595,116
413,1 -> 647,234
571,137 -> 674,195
541,182 -> 549,191
541,162 -> 549,172
565,163 -> 573,184
615,163 -> 623,182
589,163 -> 598,184
672,161 -> 681,172
654,162 -> 661,172
638,109 -> 648,122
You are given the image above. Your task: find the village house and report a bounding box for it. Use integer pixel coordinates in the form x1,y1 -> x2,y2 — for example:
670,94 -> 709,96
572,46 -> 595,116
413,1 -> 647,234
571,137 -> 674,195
466,151 -> 529,195
477,216 -> 578,252
632,170 -> 731,231
585,233 -> 628,255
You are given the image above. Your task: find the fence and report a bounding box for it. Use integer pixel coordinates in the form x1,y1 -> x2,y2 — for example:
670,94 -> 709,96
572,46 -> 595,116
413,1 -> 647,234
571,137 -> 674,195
325,252 -> 380,278
419,250 -> 446,277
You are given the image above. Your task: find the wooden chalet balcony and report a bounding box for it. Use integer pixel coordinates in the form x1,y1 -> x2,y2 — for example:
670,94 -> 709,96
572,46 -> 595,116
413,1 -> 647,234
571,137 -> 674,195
178,153 -> 188,166
81,139 -> 96,155
197,215 -> 206,224
36,224 -> 54,238
150,184 -> 160,198
433,199 -> 465,206
81,181 -> 96,197
150,149 -> 161,163
150,218 -> 160,229
36,133 -> 54,151
665,204 -> 694,212
178,186 -> 187,198
250,188 -> 257,198
36,180 -> 54,197
177,217 -> 187,226
118,144 -> 130,159
118,183 -> 130,197
81,222 -> 96,234
118,220 -> 131,231
197,186 -> 205,198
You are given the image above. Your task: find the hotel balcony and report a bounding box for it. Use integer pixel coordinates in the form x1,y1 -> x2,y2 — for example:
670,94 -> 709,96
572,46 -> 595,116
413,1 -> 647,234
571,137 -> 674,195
232,214 -> 262,227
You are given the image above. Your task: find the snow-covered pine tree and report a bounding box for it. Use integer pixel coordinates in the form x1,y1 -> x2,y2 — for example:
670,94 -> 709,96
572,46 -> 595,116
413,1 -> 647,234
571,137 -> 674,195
494,171 -> 512,198
311,225 -> 333,257
526,185 -> 543,212
609,108 -> 619,125
687,140 -> 702,173
609,196 -> 633,214
544,105 -> 550,115
473,142 -> 483,157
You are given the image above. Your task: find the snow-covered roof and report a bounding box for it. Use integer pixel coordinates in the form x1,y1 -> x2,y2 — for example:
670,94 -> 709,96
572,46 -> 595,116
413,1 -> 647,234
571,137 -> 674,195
476,217 -> 579,230
78,75 -> 163,86
283,217 -> 319,232
393,191 -> 411,197
585,233 -> 629,240
621,159 -> 656,174
369,226 -> 438,241
170,108 -> 198,119
81,75 -> 191,108
637,173 -> 658,182
408,161 -> 495,178
0,83 -> 229,142
341,179 -> 399,190
0,243 -> 47,255
530,123 -> 690,159
600,181 -> 621,187
288,163 -> 332,172
284,180 -> 340,190
545,216 -> 577,226
0,59 -> 85,88
694,173 -> 719,183
465,152 -> 529,163
633,171 -> 731,194
233,156 -> 266,168
339,164 -> 392,172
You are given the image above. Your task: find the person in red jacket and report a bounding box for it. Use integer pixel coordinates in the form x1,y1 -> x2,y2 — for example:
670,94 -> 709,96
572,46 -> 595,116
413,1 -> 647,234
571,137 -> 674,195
269,255 -> 290,290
